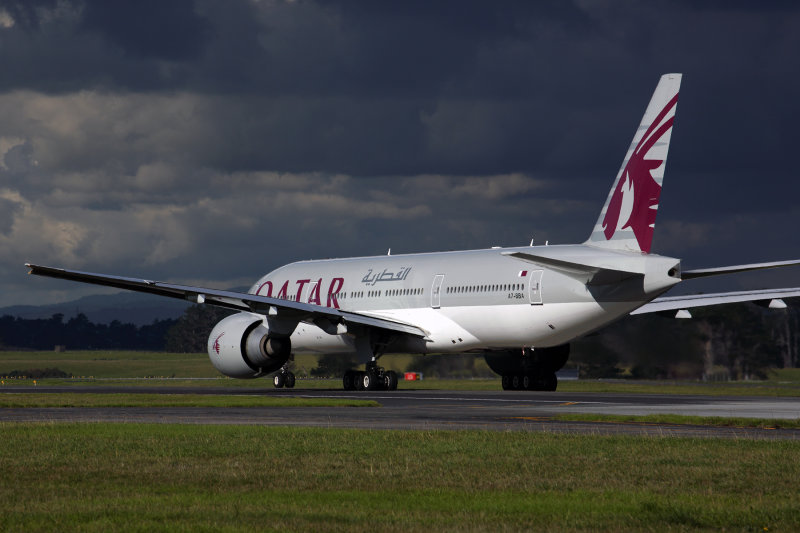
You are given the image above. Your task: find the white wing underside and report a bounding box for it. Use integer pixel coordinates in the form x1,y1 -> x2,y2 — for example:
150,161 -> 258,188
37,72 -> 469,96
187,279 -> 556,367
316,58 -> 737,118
632,287 -> 800,315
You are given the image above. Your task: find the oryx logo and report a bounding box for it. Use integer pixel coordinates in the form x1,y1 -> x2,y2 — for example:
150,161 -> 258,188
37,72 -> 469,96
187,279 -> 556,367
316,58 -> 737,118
212,332 -> 224,355
602,93 -> 678,253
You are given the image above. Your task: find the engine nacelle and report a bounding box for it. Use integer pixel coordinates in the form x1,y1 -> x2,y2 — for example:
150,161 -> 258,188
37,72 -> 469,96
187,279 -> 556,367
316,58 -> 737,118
207,312 -> 292,378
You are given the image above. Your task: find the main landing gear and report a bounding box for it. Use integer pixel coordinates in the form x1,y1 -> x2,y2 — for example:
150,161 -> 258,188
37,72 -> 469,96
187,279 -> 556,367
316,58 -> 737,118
501,371 -> 557,391
272,369 -> 296,388
342,361 -> 398,391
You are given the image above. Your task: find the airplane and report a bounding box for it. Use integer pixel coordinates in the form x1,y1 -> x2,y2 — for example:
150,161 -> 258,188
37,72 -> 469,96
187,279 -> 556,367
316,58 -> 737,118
25,73 -> 800,392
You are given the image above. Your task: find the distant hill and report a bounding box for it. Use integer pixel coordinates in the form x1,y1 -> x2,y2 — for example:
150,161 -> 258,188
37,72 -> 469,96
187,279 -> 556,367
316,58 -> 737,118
0,292 -> 192,326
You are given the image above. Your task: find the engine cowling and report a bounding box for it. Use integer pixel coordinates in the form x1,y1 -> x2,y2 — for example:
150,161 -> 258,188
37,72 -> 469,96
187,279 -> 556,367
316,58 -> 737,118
207,312 -> 292,378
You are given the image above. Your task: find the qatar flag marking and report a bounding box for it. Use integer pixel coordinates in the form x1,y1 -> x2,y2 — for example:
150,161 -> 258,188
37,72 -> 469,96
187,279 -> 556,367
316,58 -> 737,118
518,270 -> 528,277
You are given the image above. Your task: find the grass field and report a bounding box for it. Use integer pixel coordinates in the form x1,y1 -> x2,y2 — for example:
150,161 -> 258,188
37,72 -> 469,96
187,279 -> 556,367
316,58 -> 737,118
1,351 -> 799,530
0,351 -> 420,379
0,392 -> 377,408
0,424 -> 798,532
3,350 -> 800,396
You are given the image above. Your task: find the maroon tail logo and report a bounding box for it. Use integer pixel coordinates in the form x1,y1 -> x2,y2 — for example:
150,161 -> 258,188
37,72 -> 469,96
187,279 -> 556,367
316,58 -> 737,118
602,94 -> 678,253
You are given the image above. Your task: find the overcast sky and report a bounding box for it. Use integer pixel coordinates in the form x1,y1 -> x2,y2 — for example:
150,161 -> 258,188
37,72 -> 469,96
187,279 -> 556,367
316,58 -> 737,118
2,0 -> 800,307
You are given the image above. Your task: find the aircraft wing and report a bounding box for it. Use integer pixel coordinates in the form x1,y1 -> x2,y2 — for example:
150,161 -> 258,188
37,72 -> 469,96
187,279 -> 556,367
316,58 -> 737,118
682,259 -> 800,279
631,287 -> 800,315
25,264 -> 429,339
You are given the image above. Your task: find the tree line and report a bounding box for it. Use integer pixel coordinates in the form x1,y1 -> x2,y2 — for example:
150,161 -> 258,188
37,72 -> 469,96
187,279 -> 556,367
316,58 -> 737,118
0,305 -> 234,353
571,301 -> 800,380
0,313 -> 176,351
2,301 -> 798,380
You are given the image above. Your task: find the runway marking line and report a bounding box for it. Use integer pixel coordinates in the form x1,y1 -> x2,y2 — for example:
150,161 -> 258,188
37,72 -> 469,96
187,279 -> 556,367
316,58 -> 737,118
289,394 -> 607,405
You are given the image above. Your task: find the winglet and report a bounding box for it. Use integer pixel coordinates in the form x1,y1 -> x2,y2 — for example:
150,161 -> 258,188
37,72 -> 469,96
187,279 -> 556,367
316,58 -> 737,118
586,74 -> 682,254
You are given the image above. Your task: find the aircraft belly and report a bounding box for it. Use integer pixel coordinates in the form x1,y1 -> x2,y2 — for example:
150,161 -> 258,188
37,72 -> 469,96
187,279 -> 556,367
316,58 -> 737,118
290,323 -> 354,355
438,303 -> 604,347
389,301 -> 638,351
373,308 -> 482,352
289,300 -> 642,356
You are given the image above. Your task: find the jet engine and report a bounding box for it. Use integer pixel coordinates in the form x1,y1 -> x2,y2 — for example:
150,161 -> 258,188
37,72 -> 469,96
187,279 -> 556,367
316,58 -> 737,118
207,312 -> 292,378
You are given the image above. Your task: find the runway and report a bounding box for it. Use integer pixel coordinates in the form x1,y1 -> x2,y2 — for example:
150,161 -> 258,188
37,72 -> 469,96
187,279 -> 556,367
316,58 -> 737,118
1,386 -> 799,439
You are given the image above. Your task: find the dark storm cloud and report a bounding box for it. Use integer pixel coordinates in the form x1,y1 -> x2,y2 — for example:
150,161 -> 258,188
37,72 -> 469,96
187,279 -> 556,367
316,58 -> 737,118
80,0 -> 211,61
1,0 -> 800,306
0,196 -> 21,234
3,1 -> 799,173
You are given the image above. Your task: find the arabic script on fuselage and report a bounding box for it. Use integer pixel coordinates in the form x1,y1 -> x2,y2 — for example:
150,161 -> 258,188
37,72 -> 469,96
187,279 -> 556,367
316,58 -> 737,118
361,267 -> 412,286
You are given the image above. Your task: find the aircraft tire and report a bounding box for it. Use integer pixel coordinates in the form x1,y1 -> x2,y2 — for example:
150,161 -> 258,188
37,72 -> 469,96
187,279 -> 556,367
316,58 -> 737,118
501,375 -> 512,390
354,371 -> 366,391
511,374 -> 523,390
284,372 -> 296,388
523,374 -> 533,390
343,370 -> 357,391
384,370 -> 398,391
273,373 -> 285,388
362,371 -> 377,391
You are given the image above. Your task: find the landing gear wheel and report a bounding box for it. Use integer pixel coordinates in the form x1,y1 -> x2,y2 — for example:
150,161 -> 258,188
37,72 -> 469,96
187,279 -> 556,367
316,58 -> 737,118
273,373 -> 285,388
511,374 -> 523,390
384,370 -> 398,391
344,361 -> 399,392
523,374 -> 533,391
362,371 -> 378,391
501,374 -> 512,390
343,370 -> 357,391
284,372 -> 296,389
354,371 -> 366,391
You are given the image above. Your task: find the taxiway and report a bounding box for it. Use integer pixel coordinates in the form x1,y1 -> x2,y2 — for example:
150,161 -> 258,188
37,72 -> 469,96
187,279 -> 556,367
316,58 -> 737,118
1,386 -> 798,439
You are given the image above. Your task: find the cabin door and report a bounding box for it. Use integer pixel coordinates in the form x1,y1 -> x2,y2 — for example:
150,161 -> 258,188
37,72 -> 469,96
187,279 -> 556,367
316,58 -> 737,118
431,274 -> 445,309
528,270 -> 543,305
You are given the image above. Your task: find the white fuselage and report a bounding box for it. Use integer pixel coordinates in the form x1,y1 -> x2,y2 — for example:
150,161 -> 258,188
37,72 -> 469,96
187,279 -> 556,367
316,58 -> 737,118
248,244 -> 682,356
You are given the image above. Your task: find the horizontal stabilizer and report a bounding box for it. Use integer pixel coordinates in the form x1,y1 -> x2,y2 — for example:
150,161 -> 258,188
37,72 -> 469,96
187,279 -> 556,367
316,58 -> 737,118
682,259 -> 800,279
631,287 -> 800,315
502,251 -> 643,285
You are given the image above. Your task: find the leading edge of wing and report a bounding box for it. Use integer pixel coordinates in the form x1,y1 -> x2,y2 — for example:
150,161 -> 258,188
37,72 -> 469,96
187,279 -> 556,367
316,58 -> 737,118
25,263 -> 428,339
631,287 -> 800,315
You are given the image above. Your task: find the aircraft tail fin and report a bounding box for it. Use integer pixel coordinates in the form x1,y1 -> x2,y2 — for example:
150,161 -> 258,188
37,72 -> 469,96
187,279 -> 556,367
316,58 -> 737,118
586,73 -> 682,254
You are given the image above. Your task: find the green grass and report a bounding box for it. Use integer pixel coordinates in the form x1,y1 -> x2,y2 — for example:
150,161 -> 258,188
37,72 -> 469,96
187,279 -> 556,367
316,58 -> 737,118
0,351 -> 418,380
2,351 -> 800,397
0,393 -> 377,408
0,350 -> 220,379
552,378 -> 800,397
0,424 -> 798,531
6,376 -> 800,398
553,413 -> 800,429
